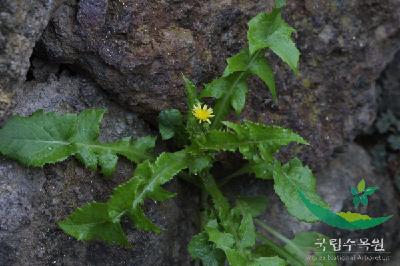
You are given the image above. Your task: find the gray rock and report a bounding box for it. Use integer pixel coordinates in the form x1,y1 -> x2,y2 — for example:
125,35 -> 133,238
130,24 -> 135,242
37,0 -> 400,169
378,50 -> 400,117
0,72 -> 197,265
0,0 -> 61,118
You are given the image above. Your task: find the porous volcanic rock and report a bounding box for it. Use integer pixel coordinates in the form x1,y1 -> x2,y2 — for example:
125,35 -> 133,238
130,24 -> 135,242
0,0 -> 61,118
37,0 -> 400,169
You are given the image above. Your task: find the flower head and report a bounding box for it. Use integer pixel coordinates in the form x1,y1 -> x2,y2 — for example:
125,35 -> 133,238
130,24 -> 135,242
192,103 -> 214,124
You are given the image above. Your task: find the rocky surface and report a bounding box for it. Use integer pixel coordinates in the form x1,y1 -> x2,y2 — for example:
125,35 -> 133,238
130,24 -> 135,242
37,0 -> 400,169
0,0 -> 61,118
0,71 -> 197,265
1,0 -> 400,265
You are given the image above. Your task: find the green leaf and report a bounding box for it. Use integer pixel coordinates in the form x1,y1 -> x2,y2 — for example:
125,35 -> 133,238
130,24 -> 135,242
61,150 -> 189,245
248,10 -> 299,72
107,150 -> 189,229
0,110 -> 76,166
285,232 -> 336,266
250,256 -> 287,266
58,202 -> 129,246
236,196 -> 268,217
224,49 -> 276,100
273,158 -> 328,222
0,109 -> 155,176
206,220 -> 235,250
238,211 -> 256,249
225,249 -> 249,266
158,109 -> 185,140
188,232 -> 225,266
249,161 -> 274,180
197,121 -> 307,162
188,154 -> 212,175
183,74 -> 198,109
201,74 -> 249,115
357,179 -> 366,193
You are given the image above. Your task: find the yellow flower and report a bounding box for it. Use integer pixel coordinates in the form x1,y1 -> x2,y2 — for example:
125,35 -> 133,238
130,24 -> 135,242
192,103 -> 214,124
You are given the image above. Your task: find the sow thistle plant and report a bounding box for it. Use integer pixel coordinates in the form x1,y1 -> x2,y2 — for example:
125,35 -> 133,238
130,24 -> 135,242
0,1 -> 338,265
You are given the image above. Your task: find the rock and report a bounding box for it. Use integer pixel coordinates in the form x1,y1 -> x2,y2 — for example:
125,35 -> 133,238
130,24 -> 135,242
37,0 -> 400,169
377,50 -> 400,117
0,0 -> 61,118
0,71 -> 197,265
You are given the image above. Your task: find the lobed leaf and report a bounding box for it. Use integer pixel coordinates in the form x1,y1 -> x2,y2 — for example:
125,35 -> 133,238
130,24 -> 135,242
197,121 -> 307,162
0,109 -> 155,176
60,150 -> 189,244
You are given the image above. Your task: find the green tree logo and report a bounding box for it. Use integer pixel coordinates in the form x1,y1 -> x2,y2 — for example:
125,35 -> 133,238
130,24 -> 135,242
351,179 -> 378,208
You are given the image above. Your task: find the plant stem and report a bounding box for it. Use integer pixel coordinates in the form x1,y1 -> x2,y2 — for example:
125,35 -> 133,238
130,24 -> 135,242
255,219 -> 305,257
256,233 -> 304,266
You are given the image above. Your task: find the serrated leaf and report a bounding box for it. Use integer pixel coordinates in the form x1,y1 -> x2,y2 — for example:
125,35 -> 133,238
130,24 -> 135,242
108,150 -> 189,224
0,109 -> 155,176
197,121 -> 307,162
158,109 -> 185,140
357,179 -> 366,193
224,49 -> 276,100
285,232 -> 336,266
58,202 -> 129,246
61,150 -> 189,245
273,158 -> 328,222
248,10 -> 299,72
188,232 -> 225,266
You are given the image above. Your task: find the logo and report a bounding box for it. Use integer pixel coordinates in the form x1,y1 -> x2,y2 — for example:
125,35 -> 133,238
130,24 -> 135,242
299,178 -> 392,230
351,179 -> 378,208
